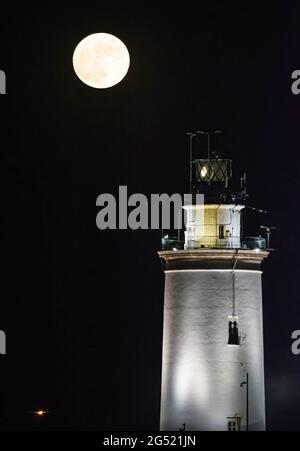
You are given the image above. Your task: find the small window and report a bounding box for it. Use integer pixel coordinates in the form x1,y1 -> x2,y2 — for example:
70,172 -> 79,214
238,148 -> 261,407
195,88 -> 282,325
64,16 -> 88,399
228,421 -> 237,431
228,318 -> 239,345
219,225 -> 225,239
227,417 -> 241,431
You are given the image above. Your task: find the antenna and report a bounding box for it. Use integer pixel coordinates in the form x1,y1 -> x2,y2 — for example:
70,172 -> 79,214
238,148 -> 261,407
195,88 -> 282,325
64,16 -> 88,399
186,132 -> 197,194
260,226 -> 277,249
246,206 -> 267,214
197,130 -> 222,160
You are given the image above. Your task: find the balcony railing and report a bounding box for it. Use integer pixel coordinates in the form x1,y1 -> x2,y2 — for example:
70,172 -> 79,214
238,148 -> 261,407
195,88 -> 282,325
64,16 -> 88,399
161,236 -> 266,251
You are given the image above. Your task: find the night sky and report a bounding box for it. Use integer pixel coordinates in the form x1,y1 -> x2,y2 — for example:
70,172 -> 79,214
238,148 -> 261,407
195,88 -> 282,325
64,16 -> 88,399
0,3 -> 300,431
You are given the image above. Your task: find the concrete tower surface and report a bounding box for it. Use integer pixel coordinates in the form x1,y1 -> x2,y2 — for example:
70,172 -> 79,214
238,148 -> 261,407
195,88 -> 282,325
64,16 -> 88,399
158,136 -> 270,431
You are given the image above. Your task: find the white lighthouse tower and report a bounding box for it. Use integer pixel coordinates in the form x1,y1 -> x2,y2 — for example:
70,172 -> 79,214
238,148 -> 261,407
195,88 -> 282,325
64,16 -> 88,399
158,133 -> 269,431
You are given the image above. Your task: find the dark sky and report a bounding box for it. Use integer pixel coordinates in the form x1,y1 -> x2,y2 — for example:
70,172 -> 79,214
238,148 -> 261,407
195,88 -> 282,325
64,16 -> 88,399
0,2 -> 300,430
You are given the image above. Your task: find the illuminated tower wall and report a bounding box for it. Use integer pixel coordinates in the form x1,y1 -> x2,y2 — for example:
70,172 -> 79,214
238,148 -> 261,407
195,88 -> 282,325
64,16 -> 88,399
158,156 -> 269,431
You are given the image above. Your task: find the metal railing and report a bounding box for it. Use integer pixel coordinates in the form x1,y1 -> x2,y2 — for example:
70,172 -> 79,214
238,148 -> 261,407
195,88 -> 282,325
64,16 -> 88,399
161,236 -> 266,251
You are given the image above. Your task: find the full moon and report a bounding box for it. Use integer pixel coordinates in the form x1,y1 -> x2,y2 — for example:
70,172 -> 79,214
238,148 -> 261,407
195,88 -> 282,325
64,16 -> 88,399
72,33 -> 130,89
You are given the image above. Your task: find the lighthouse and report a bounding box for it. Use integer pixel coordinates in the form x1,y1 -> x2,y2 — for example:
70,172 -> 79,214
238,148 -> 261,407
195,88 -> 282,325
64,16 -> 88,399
158,132 -> 269,431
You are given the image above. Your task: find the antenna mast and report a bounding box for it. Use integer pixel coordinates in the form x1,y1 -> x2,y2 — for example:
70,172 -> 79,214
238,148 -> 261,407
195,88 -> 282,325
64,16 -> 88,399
186,132 -> 197,194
